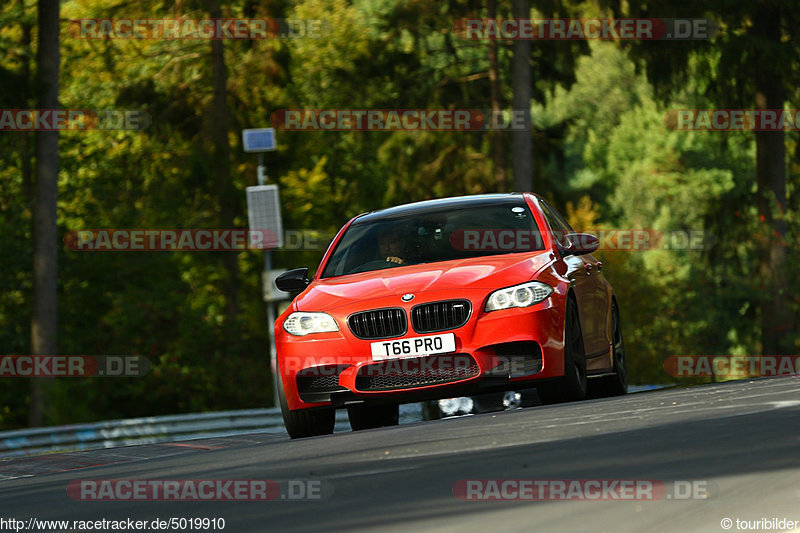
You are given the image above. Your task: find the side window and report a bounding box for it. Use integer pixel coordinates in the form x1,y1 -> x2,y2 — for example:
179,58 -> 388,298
549,203 -> 575,233
539,201 -> 572,247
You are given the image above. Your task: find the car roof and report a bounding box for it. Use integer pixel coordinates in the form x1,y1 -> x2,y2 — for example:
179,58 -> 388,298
353,193 -> 539,224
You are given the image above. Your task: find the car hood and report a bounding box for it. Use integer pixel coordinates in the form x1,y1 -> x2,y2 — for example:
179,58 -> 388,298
295,252 -> 554,311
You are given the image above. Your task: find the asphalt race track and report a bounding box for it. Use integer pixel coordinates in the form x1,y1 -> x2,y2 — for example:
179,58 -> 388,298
1,376 -> 798,533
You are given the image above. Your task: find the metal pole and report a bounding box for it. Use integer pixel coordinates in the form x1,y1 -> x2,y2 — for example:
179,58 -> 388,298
265,250 -> 278,408
257,153 -> 266,186
258,153 -> 279,407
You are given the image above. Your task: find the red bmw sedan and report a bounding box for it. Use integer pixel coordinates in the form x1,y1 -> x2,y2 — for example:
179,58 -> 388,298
275,193 -> 626,438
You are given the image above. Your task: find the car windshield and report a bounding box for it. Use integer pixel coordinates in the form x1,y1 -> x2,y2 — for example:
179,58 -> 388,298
320,199 -> 544,278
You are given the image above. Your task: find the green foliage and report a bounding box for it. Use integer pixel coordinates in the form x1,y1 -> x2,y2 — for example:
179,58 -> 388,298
547,41 -> 790,384
0,0 -> 797,428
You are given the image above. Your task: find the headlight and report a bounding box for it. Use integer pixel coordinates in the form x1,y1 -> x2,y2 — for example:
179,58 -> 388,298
485,281 -> 553,312
283,312 -> 339,336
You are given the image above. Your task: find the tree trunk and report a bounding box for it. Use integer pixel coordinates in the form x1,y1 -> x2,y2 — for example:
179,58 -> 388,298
30,0 -> 60,427
511,0 -> 532,191
20,0 -> 33,203
753,6 -> 792,355
487,0 -> 506,192
208,0 -> 240,323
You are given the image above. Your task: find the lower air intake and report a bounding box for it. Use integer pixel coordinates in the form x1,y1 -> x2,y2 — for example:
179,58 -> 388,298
296,365 -> 349,402
354,354 -> 479,391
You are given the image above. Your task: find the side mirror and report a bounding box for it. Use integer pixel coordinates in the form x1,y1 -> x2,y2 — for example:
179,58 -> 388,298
276,267 -> 310,292
561,233 -> 599,256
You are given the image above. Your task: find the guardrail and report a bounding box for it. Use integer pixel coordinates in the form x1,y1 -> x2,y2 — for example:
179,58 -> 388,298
0,408 -> 286,458
0,385 -> 664,458
0,406 -> 422,458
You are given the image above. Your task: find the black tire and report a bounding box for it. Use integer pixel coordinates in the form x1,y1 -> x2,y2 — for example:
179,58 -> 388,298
277,364 -> 335,439
589,299 -> 628,398
347,403 -> 399,431
537,297 -> 588,404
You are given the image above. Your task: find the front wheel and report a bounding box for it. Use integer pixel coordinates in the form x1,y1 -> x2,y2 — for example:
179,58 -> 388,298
537,297 -> 588,404
347,404 -> 399,431
277,364 -> 335,439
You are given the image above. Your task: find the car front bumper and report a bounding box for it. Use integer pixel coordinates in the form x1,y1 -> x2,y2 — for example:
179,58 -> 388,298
275,288 -> 567,411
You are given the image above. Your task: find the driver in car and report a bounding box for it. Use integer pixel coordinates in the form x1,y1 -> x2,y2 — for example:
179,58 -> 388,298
377,227 -> 406,265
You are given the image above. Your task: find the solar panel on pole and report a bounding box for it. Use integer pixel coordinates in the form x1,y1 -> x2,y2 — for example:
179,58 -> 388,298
246,184 -> 283,249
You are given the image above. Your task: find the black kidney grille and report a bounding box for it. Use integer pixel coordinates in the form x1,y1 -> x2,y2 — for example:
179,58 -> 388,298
411,300 -> 471,333
348,308 -> 407,339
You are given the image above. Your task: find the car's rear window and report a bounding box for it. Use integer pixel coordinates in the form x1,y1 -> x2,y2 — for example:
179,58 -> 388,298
320,200 -> 544,278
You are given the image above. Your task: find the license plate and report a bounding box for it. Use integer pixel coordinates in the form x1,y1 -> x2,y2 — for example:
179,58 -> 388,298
371,333 -> 456,360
